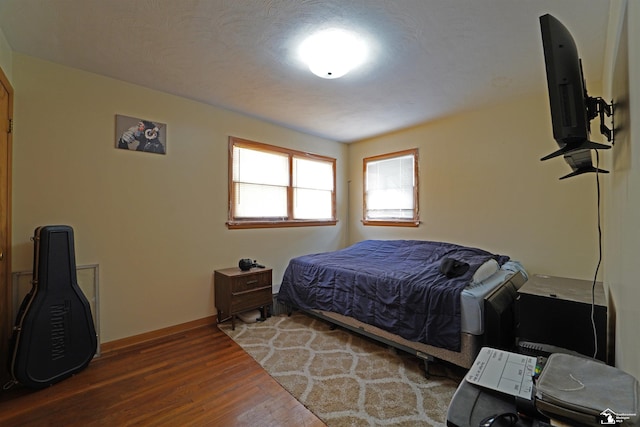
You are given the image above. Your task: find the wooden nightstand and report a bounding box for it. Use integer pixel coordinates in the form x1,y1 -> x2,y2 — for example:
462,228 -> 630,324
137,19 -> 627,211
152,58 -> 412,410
214,267 -> 272,330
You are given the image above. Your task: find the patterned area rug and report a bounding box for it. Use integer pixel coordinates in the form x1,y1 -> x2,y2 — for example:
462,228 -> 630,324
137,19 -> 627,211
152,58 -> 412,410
218,312 -> 465,426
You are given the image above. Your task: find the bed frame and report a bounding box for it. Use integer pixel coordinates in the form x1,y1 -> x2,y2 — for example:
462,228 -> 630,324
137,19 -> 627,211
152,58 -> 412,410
285,270 -> 526,376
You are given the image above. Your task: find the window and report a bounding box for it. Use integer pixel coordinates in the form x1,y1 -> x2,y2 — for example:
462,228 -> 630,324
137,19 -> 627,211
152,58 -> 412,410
228,137 -> 336,229
363,149 -> 419,226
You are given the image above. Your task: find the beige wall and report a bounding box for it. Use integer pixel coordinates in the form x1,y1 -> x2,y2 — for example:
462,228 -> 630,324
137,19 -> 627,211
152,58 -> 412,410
348,91 -> 602,280
603,0 -> 640,378
0,26 -> 11,82
11,54 -> 348,343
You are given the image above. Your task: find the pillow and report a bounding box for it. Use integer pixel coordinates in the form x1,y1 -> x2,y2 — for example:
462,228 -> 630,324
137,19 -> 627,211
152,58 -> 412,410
472,259 -> 499,284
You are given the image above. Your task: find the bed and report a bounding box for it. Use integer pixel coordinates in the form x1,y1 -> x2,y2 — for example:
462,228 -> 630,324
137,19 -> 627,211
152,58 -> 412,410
277,239 -> 527,373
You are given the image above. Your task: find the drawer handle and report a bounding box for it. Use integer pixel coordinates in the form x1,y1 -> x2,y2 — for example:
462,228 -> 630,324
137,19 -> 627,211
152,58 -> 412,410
232,285 -> 272,296
246,280 -> 258,285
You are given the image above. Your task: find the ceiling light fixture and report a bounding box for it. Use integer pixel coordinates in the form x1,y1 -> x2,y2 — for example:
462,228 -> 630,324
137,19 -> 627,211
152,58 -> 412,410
299,28 -> 368,79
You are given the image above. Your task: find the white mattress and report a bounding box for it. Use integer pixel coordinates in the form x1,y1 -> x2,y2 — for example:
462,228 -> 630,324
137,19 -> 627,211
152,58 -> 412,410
460,261 -> 527,335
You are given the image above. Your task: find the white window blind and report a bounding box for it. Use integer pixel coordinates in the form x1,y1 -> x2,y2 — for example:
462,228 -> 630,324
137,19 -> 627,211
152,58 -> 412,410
232,146 -> 288,218
365,151 -> 417,221
228,137 -> 337,227
293,157 -> 334,219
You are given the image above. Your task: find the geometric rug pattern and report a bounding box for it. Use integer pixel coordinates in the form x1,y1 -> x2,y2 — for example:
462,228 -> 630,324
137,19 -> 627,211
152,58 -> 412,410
218,312 -> 465,426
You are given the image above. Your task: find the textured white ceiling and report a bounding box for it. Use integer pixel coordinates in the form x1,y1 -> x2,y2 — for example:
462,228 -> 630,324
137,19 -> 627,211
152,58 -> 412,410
0,0 -> 611,142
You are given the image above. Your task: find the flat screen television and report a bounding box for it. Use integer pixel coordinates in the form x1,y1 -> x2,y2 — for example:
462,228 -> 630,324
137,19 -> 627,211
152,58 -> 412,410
539,13 -> 610,179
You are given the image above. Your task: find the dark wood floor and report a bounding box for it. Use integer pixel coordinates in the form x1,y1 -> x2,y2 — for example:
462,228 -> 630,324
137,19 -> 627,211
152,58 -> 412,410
0,322 -> 326,426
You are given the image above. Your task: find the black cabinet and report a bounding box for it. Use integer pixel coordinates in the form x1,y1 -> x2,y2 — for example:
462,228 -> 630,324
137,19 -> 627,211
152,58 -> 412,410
516,274 -> 609,363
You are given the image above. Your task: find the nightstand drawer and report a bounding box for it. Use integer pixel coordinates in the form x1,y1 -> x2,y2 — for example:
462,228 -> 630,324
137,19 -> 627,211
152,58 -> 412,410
231,271 -> 271,293
231,286 -> 272,312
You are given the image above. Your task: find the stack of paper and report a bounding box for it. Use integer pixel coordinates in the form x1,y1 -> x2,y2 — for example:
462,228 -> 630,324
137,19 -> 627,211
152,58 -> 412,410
466,347 -> 537,400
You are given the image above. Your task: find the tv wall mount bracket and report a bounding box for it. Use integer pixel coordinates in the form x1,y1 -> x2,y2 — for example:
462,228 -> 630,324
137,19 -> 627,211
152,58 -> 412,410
541,97 -> 614,179
588,96 -> 614,144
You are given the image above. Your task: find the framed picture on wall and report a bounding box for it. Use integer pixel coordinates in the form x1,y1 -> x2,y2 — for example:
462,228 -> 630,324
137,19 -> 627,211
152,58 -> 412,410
115,114 -> 166,155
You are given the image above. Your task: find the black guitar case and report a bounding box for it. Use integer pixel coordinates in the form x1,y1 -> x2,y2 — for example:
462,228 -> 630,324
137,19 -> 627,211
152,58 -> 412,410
9,225 -> 97,389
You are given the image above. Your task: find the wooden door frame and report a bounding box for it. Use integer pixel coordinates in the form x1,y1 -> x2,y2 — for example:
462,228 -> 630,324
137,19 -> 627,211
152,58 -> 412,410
0,64 -> 14,385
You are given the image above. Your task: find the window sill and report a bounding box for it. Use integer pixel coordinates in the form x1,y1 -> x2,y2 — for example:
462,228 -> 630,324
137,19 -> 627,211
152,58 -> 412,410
362,220 -> 420,227
227,220 -> 338,229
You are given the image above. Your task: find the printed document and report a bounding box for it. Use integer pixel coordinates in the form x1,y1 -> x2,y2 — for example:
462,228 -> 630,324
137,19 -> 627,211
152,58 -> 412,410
466,347 -> 536,399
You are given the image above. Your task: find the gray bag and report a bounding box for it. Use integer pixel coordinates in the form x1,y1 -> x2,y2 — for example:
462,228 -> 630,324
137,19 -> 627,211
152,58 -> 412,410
535,353 -> 639,426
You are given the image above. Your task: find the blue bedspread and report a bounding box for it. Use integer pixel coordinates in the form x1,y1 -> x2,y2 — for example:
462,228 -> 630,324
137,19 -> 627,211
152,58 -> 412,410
278,240 -> 509,351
